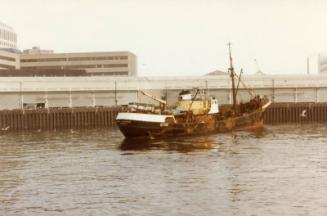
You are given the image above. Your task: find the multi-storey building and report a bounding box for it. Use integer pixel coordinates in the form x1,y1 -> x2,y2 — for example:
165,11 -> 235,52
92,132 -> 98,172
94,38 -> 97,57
20,47 -> 137,76
0,21 -> 137,76
0,50 -> 19,70
0,22 -> 17,49
0,22 -> 19,70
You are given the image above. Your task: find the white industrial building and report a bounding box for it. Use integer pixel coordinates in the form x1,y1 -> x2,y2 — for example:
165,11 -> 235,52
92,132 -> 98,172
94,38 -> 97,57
0,74 -> 326,110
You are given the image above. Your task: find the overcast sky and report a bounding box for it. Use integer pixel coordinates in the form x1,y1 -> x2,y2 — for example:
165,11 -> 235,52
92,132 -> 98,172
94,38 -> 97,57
1,0 -> 327,76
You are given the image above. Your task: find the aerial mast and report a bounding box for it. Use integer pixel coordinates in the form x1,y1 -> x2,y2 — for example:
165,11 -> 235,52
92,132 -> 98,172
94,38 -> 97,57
228,42 -> 237,110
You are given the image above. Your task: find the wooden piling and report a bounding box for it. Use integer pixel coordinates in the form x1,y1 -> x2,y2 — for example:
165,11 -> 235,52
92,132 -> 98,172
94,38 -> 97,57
3,103 -> 327,131
263,102 -> 327,124
0,107 -> 120,131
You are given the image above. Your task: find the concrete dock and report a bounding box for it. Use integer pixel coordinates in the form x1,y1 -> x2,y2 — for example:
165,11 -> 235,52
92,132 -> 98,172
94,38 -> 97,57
0,74 -> 327,131
0,103 -> 325,131
0,107 -> 119,131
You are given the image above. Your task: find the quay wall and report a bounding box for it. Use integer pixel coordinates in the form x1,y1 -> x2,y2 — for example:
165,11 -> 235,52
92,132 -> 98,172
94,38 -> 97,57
0,107 -> 120,131
2,74 -> 327,131
264,103 -> 327,124
0,103 -> 325,132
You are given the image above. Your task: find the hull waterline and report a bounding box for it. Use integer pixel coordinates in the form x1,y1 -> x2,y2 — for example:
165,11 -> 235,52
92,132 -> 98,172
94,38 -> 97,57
116,105 -> 268,139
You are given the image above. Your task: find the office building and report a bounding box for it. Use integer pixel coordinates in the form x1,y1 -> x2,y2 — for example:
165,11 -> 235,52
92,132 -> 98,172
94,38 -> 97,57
0,22 -> 17,49
0,21 -> 137,76
0,22 -> 19,70
20,47 -> 137,76
0,50 -> 19,70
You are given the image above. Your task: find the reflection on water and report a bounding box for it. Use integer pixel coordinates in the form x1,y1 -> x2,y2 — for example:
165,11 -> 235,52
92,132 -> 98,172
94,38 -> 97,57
120,136 -> 215,152
1,125 -> 327,215
120,128 -> 268,152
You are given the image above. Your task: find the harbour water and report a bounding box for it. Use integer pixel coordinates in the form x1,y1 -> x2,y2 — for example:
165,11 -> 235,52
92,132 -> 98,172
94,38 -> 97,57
1,125 -> 327,215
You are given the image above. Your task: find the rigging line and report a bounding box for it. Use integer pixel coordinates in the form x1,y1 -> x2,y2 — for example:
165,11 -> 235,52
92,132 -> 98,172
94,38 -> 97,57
186,88 -> 200,123
234,73 -> 254,97
235,69 -> 243,97
188,88 -> 200,112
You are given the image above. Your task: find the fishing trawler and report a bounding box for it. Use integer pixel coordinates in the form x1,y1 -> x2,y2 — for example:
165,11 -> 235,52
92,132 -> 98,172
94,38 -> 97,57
116,44 -> 271,139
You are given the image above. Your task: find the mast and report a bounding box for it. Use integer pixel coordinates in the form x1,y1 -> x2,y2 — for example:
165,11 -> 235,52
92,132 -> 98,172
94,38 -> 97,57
228,42 -> 237,110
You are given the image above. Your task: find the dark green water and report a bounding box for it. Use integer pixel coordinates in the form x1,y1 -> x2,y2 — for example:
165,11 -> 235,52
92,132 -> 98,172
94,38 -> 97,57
1,125 -> 327,215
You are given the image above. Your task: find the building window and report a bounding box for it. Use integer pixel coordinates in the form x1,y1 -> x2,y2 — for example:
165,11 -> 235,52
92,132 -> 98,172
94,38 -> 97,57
103,64 -> 128,68
0,64 -> 15,69
0,55 -> 16,62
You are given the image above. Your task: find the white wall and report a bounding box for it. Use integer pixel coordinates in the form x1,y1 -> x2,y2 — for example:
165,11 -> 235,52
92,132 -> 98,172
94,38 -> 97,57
0,74 -> 327,109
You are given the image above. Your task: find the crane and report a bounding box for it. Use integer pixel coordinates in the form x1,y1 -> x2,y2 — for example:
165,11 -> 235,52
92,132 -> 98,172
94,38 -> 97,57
140,91 -> 166,104
140,90 -> 166,112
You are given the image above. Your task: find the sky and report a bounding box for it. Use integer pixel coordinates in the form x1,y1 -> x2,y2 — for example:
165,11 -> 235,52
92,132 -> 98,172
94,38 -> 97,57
1,0 -> 327,76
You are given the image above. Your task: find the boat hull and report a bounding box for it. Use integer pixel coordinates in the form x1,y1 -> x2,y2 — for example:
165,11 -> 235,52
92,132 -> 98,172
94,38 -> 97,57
117,120 -> 165,138
116,107 -> 266,139
116,112 -> 176,138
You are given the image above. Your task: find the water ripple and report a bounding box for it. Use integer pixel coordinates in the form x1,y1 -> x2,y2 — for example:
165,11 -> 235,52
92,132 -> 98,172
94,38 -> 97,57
1,125 -> 327,215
